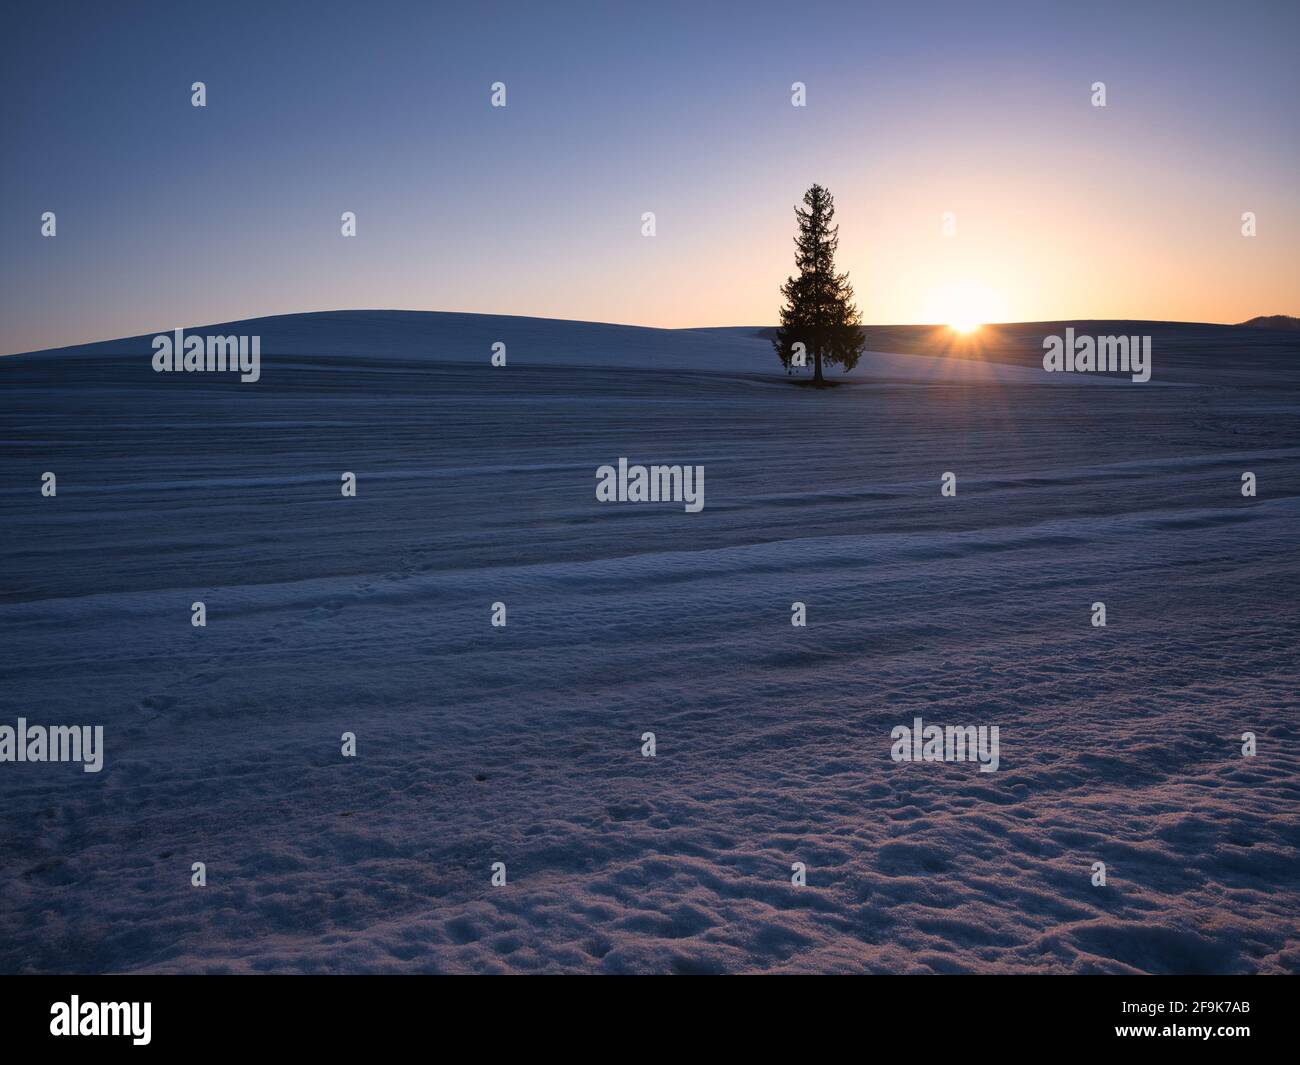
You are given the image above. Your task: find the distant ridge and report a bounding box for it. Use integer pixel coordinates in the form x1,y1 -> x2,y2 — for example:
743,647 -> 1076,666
1237,315 -> 1300,330
3,310 -> 1296,387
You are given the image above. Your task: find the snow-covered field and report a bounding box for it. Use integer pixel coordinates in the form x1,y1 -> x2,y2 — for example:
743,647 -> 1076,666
2,311 -> 1297,973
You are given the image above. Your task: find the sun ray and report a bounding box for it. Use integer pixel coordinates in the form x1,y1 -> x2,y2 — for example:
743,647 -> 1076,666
926,280 -> 1006,337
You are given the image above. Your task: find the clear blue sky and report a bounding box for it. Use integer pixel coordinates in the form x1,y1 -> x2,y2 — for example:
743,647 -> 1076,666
2,0 -> 1297,353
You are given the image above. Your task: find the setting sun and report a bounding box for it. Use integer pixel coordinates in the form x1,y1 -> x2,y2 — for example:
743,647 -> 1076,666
927,280 -> 1006,336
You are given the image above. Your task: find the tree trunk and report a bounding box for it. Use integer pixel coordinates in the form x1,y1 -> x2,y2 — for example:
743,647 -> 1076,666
813,349 -> 824,384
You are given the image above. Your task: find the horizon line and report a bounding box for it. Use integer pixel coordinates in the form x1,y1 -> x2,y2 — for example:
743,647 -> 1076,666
6,307 -> 1295,359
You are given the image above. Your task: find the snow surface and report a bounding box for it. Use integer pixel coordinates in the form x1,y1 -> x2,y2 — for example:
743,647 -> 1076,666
1,311 -> 1297,973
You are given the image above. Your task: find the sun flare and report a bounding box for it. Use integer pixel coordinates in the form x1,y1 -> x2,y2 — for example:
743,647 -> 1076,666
928,281 -> 1005,337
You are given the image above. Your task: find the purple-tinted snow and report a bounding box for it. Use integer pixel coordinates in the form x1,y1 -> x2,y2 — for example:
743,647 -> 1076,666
1,312 -> 1297,973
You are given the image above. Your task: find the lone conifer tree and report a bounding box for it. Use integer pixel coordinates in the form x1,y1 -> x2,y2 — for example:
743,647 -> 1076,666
773,184 -> 864,384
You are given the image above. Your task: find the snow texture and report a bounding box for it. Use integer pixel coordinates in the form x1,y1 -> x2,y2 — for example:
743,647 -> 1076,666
1,311 -> 1297,973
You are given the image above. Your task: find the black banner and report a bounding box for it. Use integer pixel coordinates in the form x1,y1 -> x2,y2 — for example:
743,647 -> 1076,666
0,975 -> 1282,1052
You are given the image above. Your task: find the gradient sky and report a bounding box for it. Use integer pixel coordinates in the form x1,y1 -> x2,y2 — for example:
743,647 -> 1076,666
2,0 -> 1297,353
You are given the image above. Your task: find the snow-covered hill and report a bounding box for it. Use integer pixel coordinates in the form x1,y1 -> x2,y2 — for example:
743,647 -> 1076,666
1,312 -> 1297,973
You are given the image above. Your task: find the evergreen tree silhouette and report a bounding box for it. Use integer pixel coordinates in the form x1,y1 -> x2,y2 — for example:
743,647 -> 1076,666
773,184 -> 864,384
